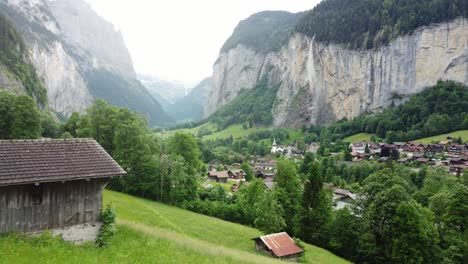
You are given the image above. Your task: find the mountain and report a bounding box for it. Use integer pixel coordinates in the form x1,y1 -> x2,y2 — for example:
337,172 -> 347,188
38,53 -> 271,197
0,0 -> 172,125
139,74 -> 190,105
205,0 -> 468,128
167,77 -> 212,123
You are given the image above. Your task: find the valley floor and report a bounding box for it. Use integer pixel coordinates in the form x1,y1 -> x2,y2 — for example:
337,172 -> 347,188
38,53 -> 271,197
0,190 -> 349,264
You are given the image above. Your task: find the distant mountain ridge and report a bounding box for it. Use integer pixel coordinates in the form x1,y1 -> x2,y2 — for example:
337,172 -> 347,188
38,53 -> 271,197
167,77 -> 212,123
0,0 -> 172,125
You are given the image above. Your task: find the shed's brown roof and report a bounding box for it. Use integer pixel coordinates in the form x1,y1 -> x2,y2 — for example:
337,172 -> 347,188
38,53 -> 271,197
0,139 -> 126,186
254,232 -> 303,257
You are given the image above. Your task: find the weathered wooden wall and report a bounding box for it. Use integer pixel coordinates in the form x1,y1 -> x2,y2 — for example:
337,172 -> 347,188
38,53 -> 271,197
0,179 -> 107,233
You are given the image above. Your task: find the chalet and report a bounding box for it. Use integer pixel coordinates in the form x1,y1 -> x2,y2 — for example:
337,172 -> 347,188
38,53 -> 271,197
0,139 -> 126,237
253,232 -> 303,261
255,169 -> 275,179
207,171 -> 229,183
228,169 -> 245,180
368,142 -> 381,154
448,144 -> 468,159
425,144 -> 444,155
349,142 -> 366,154
253,162 -> 276,171
403,142 -> 425,157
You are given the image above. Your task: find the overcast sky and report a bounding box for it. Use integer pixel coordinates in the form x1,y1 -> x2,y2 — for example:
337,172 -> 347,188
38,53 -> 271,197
85,0 -> 319,85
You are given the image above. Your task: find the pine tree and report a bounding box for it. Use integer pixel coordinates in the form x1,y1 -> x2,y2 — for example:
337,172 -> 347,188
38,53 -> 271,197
274,159 -> 302,235
297,161 -> 332,246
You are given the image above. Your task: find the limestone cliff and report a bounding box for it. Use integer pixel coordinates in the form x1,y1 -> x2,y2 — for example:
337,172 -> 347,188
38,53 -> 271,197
0,0 -> 171,125
206,18 -> 468,128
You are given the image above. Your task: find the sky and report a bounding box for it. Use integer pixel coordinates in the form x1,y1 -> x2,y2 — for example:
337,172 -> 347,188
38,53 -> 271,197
85,0 -> 319,85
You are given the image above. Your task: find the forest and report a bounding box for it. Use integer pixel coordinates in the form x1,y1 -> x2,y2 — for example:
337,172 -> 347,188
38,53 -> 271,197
0,88 -> 466,263
296,0 -> 468,49
315,80 -> 468,143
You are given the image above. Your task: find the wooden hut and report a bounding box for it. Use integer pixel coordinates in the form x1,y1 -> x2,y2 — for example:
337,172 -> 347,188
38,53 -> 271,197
253,232 -> 304,261
0,139 -> 126,234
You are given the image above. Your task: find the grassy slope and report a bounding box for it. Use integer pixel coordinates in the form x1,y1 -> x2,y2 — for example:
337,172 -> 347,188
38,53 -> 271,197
0,191 -> 349,264
163,123 -> 307,143
162,123 -> 268,141
414,130 -> 468,144
203,124 -> 268,140
343,133 -> 374,142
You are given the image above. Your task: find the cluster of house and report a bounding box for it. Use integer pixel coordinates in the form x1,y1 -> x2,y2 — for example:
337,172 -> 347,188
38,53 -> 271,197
251,158 -> 277,189
205,160 -> 247,192
349,138 -> 468,175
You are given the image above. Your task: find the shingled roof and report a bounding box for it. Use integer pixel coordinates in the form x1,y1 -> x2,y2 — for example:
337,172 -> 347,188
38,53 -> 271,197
0,139 -> 126,186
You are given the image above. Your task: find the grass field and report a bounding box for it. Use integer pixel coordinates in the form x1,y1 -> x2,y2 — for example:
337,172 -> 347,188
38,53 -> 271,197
414,130 -> 468,144
343,133 -> 374,142
161,123 -> 269,141
0,190 -> 349,264
203,124 -> 268,140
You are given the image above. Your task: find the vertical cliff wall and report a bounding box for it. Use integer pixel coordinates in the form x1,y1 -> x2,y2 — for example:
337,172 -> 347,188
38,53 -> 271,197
206,18 -> 468,128
0,0 -> 171,125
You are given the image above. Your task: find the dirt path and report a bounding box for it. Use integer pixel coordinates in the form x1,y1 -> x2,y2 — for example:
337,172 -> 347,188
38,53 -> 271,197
118,219 -> 287,264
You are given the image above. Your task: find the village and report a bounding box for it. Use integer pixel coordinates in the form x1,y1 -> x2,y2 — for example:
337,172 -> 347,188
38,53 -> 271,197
203,136 -> 467,214
348,137 -> 468,176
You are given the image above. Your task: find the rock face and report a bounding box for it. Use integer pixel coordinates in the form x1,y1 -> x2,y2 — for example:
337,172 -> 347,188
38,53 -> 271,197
49,0 -> 136,80
0,0 -> 170,124
206,18 -> 468,127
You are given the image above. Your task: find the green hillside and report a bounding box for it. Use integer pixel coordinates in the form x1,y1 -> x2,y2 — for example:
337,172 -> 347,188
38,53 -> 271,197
415,130 -> 468,144
162,123 -> 269,141
343,133 -> 374,143
0,191 -> 349,264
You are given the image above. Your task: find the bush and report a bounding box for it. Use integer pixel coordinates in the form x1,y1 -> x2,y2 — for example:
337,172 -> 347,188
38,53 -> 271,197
96,204 -> 116,247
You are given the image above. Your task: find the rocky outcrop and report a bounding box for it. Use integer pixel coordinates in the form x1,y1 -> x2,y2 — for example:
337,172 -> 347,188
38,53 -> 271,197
49,0 -> 136,80
206,18 -> 468,128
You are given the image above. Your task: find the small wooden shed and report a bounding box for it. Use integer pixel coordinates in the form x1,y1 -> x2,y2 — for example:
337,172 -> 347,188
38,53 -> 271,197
0,139 -> 126,234
253,232 -> 304,261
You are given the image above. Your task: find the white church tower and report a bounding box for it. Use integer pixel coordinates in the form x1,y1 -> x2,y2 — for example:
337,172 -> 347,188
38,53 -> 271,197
271,137 -> 281,154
